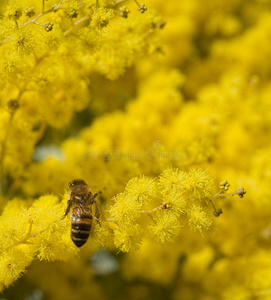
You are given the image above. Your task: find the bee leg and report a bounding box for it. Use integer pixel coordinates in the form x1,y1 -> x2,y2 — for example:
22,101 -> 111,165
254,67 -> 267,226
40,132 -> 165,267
93,191 -> 102,199
94,201 -> 102,226
62,199 -> 71,220
88,211 -> 101,226
89,191 -> 102,226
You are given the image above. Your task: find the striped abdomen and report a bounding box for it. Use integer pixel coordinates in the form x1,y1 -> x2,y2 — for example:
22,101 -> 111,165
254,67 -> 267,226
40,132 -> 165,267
71,204 -> 92,247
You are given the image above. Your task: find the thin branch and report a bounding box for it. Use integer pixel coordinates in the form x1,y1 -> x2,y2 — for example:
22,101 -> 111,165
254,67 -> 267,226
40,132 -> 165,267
138,204 -> 165,214
106,0 -> 127,8
42,0 -> 45,13
63,15 -> 91,37
23,2 -> 62,26
214,188 -> 246,199
13,218 -> 35,246
214,191 -> 238,198
33,21 -> 44,27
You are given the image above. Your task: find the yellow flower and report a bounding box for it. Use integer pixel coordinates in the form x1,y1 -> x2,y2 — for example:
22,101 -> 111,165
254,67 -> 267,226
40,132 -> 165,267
114,224 -> 143,252
5,2 -> 22,21
125,175 -> 157,206
149,214 -> 182,243
185,169 -> 214,200
109,192 -> 141,225
188,205 -> 212,235
90,7 -> 115,30
159,167 -> 188,195
9,27 -> 35,55
0,246 -> 34,288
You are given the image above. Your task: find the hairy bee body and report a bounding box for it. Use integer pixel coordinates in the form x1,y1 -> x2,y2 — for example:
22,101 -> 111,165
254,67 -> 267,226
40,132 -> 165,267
63,179 -> 100,248
70,201 -> 93,247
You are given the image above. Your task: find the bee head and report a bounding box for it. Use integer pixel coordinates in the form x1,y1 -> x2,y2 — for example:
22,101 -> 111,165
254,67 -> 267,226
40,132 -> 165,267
68,179 -> 86,188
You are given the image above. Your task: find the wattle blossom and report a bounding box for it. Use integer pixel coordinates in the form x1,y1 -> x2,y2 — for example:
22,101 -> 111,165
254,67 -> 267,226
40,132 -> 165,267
1,0 -> 269,299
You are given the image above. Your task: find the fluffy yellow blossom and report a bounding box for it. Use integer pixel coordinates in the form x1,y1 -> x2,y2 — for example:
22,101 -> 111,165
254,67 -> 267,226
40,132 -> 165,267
9,27 -> 35,55
109,192 -> 142,225
125,176 -> 157,206
188,205 -> 212,235
149,214 -> 182,243
185,169 -> 215,200
0,199 -> 31,250
0,0 -> 265,298
0,246 -> 34,288
159,167 -> 188,195
0,193 -> 83,290
90,7 -> 115,30
4,2 -> 22,21
108,168 -> 223,252
93,221 -> 115,249
113,224 -> 143,252
161,191 -> 186,217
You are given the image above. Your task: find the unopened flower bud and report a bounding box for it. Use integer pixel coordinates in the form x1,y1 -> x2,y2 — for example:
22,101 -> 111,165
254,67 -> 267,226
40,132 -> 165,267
119,6 -> 130,18
213,208 -> 223,217
236,188 -> 246,198
44,21 -> 54,32
24,7 -> 35,18
68,8 -> 78,19
138,3 -> 147,13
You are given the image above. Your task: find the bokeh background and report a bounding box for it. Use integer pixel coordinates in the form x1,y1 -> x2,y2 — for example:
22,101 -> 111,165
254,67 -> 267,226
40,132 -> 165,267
1,0 -> 271,299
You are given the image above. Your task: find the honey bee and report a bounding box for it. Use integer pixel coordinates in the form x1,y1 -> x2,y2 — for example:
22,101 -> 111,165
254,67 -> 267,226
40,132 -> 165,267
63,179 -> 101,247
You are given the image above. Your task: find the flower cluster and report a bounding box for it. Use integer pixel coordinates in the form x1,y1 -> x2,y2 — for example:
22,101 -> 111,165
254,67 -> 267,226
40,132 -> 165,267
0,169 -> 238,291
0,0 -> 165,196
0,195 -> 78,291
1,0 -> 269,299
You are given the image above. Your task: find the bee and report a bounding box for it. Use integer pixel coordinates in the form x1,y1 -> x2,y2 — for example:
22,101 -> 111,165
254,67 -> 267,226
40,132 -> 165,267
63,179 -> 101,247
